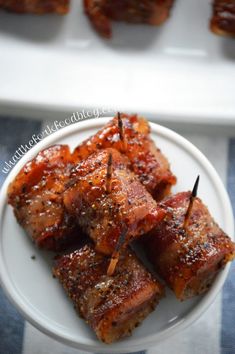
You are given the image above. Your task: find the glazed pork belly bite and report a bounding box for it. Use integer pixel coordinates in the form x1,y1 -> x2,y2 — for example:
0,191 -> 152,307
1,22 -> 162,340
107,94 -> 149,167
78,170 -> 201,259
0,0 -> 70,14
7,145 -> 79,251
53,244 -> 164,344
143,192 -> 235,300
64,148 -> 165,255
73,114 -> 176,201
211,0 -> 235,37
84,0 -> 175,38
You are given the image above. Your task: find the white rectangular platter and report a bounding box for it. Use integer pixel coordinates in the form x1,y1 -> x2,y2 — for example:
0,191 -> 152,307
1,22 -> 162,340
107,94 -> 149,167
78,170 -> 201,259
0,0 -> 235,124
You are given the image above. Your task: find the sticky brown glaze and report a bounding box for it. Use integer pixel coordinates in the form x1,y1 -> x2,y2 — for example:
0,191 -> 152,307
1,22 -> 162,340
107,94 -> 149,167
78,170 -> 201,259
64,148 -> 166,255
73,114 -> 176,201
143,191 -> 235,300
211,0 -> 235,37
53,244 -> 164,343
7,145 -> 79,251
84,0 -> 174,38
0,0 -> 69,14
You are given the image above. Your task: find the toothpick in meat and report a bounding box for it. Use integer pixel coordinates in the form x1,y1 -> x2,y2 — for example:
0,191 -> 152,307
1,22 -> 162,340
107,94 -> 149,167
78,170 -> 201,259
106,152 -> 113,193
107,226 -> 127,276
117,112 -> 127,152
183,175 -> 200,230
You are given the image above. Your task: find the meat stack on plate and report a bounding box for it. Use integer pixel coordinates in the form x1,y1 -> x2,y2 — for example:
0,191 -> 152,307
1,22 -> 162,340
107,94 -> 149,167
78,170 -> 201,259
7,113 -> 235,344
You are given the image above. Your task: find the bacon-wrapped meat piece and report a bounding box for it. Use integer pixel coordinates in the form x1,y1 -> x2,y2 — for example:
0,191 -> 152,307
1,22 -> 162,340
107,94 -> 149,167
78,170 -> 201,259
7,145 -> 79,251
84,0 -> 175,38
0,0 -> 69,14
64,148 -> 165,255
73,114 -> 176,201
211,0 -> 235,37
143,192 -> 235,300
53,244 -> 164,343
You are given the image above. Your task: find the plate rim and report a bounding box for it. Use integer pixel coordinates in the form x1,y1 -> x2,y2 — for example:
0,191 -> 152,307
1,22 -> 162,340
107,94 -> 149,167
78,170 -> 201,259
0,117 -> 234,353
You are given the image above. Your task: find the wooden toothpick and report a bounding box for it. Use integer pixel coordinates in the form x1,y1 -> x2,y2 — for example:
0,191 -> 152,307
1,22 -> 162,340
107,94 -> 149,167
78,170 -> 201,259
117,112 -> 127,152
183,175 -> 200,229
106,153 -> 113,193
107,227 -> 127,276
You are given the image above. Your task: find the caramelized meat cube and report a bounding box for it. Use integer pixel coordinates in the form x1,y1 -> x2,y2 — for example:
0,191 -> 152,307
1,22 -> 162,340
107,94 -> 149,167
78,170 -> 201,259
143,192 -> 235,300
73,114 -> 176,201
53,244 -> 164,343
8,145 -> 78,251
0,0 -> 69,14
84,0 -> 175,38
211,0 -> 235,37
64,148 -> 165,255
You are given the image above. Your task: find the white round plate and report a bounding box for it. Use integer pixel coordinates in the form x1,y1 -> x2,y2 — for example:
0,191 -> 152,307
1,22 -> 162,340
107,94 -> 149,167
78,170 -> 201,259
0,118 -> 234,353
